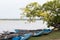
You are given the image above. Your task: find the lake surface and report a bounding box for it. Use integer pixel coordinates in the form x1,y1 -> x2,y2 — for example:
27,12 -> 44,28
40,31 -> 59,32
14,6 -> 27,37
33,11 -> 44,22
0,20 -> 47,33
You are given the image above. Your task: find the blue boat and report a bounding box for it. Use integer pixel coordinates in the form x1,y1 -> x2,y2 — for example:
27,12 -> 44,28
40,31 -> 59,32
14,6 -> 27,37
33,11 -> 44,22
12,33 -> 32,40
12,36 -> 20,40
15,29 -> 26,33
33,31 -> 43,36
2,29 -> 52,40
43,29 -> 52,34
20,33 -> 32,40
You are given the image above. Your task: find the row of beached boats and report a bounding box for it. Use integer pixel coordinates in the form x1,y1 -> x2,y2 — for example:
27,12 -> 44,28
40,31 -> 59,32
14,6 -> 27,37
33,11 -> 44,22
0,27 -> 54,40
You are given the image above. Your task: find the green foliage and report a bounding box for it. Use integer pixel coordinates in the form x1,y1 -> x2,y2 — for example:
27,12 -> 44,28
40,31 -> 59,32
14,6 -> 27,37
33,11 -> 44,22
22,2 -> 42,22
42,0 -> 60,27
21,0 -> 60,28
24,2 -> 41,17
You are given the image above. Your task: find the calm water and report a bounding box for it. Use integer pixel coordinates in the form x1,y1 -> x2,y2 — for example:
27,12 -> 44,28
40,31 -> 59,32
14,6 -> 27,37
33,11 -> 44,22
0,20 -> 47,33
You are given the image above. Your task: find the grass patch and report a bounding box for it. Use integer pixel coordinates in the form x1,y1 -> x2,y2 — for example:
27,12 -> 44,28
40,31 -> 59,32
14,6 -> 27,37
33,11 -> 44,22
29,31 -> 60,40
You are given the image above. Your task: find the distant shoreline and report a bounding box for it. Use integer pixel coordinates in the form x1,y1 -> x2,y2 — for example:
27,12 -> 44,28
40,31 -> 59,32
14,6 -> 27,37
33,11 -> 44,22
0,19 -> 41,20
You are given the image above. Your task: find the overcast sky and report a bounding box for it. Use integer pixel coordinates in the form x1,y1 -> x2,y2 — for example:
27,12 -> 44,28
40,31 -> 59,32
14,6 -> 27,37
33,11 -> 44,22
0,0 -> 51,19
